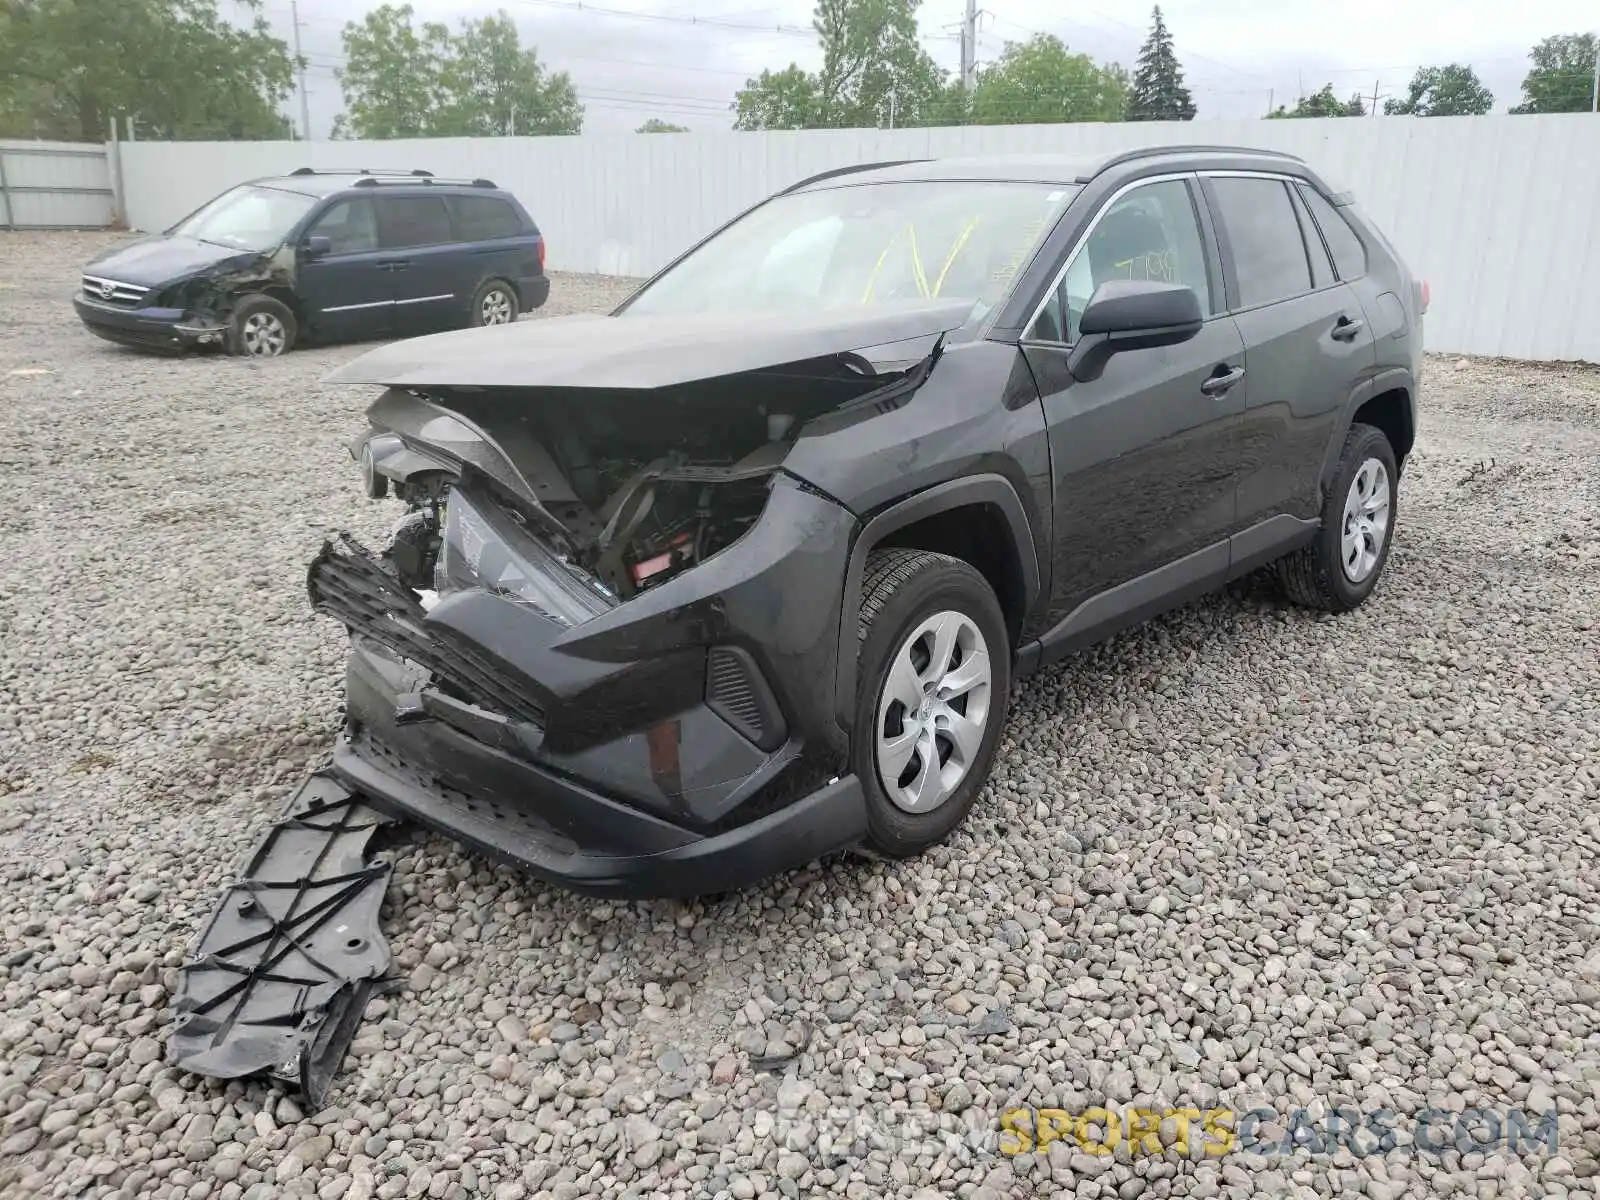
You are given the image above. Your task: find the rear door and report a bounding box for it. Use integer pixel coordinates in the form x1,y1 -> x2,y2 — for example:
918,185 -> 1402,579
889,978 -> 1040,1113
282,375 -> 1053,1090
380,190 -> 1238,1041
373,193 -> 478,336
1200,173 -> 1377,538
449,194 -> 541,321
296,196 -> 393,343
1021,174 -> 1250,647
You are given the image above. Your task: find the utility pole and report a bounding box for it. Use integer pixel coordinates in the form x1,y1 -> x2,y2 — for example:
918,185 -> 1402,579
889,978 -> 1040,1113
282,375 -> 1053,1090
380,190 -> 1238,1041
960,0 -> 978,91
1371,78 -> 1382,116
291,0 -> 312,142
1591,33 -> 1598,112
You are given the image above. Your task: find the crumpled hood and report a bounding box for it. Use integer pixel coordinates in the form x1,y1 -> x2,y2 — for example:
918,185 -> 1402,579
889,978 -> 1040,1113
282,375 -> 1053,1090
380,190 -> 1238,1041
322,298 -> 974,391
83,234 -> 262,289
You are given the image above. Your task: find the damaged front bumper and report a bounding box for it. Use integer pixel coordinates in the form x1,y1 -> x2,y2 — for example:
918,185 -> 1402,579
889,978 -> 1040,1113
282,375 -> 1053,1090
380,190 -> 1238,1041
311,474 -> 870,899
72,295 -> 226,350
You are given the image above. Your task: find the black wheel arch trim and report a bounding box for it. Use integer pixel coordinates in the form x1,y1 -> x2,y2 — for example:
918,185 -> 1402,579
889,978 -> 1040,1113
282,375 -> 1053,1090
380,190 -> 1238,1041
831,473 -> 1040,730
1319,366 -> 1415,497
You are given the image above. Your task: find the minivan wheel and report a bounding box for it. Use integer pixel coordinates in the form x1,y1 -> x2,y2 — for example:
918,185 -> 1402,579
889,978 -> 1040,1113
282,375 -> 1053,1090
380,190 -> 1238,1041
1277,422 -> 1399,612
472,280 -> 519,327
226,295 -> 296,358
853,548 -> 1011,858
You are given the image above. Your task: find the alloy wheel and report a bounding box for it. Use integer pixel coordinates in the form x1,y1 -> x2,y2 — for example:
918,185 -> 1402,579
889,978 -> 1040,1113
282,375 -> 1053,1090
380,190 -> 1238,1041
874,609 -> 993,814
1341,457 -> 1391,582
241,312 -> 287,357
480,288 -> 514,325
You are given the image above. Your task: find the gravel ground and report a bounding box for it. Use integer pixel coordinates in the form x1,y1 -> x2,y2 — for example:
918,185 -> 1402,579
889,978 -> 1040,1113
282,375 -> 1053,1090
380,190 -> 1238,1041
1,230 -> 1598,1200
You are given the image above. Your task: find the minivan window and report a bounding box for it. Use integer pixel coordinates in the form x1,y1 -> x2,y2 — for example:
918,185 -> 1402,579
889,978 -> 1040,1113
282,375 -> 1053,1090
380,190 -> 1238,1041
171,184 -> 318,253
1209,176 -> 1313,308
451,195 -> 524,241
375,195 -> 453,249
1297,183 -> 1368,281
1028,177 -> 1211,344
306,197 -> 378,255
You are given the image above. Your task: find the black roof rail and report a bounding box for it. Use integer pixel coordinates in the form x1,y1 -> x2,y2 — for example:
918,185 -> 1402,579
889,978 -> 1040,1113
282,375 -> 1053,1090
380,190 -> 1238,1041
349,175 -> 499,190
288,167 -> 435,178
778,159 -> 931,195
1094,144 -> 1305,174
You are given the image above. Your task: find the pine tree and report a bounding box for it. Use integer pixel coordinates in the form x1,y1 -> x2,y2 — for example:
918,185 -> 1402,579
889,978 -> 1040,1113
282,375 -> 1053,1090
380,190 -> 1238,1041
1125,6 -> 1195,121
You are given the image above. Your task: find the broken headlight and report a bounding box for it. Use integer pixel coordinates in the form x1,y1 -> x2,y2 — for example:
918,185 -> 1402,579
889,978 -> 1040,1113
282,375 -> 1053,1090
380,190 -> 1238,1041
436,489 -> 616,627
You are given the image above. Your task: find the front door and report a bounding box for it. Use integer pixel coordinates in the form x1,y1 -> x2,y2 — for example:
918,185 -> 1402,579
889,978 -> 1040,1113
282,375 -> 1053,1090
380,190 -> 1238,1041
373,194 -> 478,337
1020,175 -> 1248,651
296,197 -> 393,344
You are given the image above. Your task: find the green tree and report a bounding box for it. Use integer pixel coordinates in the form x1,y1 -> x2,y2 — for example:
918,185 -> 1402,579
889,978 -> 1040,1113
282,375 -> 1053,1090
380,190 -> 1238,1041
636,118 -> 689,132
1511,33 -> 1598,113
1125,6 -> 1194,121
1267,83 -> 1366,118
337,4 -> 581,139
734,65 -> 824,130
971,35 -> 1127,125
732,0 -> 948,130
1384,64 -> 1494,116
0,0 -> 295,141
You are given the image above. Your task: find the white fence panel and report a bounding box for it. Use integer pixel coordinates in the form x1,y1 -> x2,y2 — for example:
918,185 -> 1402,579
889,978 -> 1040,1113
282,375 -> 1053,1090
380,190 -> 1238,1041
0,140 -> 115,229
116,115 -> 1600,362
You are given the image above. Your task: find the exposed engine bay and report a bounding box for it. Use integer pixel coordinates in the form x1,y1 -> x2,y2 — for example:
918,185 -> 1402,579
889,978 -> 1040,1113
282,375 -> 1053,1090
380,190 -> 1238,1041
356,354 -> 909,609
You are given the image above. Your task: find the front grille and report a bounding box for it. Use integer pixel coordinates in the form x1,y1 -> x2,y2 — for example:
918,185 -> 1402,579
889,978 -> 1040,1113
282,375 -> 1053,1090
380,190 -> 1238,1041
308,536 -> 545,726
81,274 -> 150,308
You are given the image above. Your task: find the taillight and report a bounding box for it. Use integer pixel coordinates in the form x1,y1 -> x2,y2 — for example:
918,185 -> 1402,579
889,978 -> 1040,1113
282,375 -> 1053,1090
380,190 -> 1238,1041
1420,279 -> 1430,313
537,239 -> 546,271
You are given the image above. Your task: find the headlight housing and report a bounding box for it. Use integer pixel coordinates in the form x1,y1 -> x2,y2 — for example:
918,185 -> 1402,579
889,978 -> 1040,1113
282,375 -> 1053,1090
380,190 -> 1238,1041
436,488 -> 616,627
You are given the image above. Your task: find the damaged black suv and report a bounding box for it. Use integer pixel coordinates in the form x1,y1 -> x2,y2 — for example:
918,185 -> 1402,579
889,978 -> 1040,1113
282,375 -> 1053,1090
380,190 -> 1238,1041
73,168 -> 547,356
310,146 -> 1424,899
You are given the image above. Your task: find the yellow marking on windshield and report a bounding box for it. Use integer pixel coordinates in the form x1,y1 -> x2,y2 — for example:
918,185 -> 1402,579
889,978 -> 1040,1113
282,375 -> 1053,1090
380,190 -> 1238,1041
862,218 -> 981,302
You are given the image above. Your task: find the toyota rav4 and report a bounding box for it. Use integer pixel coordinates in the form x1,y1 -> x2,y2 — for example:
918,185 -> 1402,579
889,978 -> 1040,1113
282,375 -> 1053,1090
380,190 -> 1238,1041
308,145 -> 1424,899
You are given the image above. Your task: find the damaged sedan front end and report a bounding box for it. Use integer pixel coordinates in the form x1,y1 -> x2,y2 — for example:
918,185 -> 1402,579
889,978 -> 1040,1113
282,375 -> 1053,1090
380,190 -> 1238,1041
311,301 -> 967,897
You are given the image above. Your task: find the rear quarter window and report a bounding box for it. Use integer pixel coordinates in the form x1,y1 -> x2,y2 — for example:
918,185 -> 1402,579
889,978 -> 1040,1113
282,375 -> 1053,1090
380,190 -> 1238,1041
451,195 -> 526,241
1297,183 -> 1368,281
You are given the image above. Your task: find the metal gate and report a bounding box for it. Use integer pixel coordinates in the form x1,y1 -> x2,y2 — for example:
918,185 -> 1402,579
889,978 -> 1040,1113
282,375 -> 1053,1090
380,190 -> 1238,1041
0,140 -> 115,229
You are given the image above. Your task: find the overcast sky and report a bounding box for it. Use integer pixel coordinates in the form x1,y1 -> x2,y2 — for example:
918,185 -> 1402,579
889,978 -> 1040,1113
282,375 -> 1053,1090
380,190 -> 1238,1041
245,0 -> 1599,136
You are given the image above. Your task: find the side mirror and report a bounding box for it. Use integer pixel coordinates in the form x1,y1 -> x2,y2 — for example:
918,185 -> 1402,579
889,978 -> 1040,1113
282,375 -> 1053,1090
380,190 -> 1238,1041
303,235 -> 333,258
1067,280 -> 1204,382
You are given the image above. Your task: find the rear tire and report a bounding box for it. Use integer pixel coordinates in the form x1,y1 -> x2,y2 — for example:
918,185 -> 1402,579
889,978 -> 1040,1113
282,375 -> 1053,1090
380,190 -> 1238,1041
226,295 -> 296,358
1278,422 -> 1398,612
852,549 -> 1011,858
471,279 -> 519,327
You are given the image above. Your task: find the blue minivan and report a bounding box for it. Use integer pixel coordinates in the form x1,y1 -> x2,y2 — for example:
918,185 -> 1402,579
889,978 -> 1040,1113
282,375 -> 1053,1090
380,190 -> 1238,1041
73,168 -> 549,357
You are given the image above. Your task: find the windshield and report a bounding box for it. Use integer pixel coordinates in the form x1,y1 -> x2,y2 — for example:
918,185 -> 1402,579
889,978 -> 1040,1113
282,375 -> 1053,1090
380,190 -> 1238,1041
171,184 -> 318,252
622,180 -> 1077,324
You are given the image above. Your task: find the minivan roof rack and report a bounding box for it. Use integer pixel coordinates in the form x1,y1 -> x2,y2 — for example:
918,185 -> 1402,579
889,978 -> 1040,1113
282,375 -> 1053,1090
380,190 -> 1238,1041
288,167 -> 434,177
1095,144 -> 1306,173
348,175 -> 499,189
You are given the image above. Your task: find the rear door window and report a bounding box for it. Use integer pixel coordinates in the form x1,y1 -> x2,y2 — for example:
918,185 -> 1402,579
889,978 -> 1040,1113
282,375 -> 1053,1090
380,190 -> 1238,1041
450,195 -> 525,241
375,195 -> 454,249
1297,183 -> 1368,281
1207,176 -> 1314,309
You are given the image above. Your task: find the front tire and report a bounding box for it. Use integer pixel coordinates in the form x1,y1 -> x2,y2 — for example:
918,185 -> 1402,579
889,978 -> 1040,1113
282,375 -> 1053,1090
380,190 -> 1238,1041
471,279 -> 519,327
853,549 -> 1011,858
1278,422 -> 1399,612
226,295 -> 296,358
